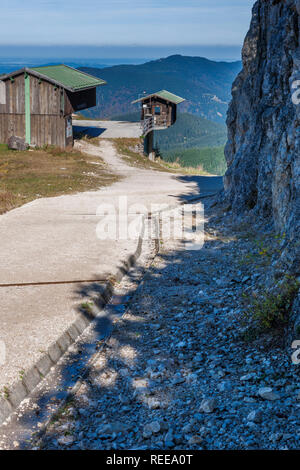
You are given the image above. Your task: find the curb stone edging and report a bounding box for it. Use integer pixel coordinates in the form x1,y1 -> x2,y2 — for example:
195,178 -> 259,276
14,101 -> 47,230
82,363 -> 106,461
30,225 -> 159,447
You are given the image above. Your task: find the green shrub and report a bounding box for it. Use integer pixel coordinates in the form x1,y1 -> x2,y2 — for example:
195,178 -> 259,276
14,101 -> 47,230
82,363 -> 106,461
249,277 -> 299,330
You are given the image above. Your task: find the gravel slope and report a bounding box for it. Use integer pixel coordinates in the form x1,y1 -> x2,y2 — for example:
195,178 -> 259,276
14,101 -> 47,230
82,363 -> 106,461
34,200 -> 300,450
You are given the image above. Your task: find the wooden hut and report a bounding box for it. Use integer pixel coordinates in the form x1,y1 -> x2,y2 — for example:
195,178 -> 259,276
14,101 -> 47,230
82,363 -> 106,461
133,90 -> 185,132
132,90 -> 185,159
0,65 -> 106,148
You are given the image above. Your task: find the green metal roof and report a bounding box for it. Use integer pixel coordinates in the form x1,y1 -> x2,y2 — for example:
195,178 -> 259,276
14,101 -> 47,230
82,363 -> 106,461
132,90 -> 185,105
30,65 -> 106,91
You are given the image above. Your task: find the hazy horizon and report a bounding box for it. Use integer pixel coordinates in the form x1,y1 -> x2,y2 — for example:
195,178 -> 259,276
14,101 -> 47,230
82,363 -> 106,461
0,1 -> 255,61
0,45 -> 244,63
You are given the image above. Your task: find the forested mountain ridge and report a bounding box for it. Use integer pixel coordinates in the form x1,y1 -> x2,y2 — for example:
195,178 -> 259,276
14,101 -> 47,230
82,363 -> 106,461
154,113 -> 227,151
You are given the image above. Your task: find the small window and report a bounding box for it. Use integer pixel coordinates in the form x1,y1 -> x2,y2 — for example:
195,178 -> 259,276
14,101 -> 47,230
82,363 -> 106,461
154,106 -> 161,115
0,81 -> 6,105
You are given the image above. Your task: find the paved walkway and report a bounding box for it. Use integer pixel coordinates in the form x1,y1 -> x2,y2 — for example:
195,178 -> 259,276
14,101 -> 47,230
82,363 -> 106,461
73,120 -> 142,138
0,138 -> 223,390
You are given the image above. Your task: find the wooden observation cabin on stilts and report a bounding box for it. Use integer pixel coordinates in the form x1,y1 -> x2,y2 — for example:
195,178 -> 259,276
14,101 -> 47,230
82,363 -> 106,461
132,90 -> 185,160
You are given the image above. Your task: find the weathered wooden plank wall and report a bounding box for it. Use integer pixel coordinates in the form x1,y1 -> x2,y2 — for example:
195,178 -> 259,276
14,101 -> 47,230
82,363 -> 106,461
0,74 -> 25,115
0,114 -> 26,142
29,75 -> 66,147
0,74 -> 27,144
30,76 -> 61,116
31,115 -> 66,147
0,72 -> 94,147
0,73 -> 69,147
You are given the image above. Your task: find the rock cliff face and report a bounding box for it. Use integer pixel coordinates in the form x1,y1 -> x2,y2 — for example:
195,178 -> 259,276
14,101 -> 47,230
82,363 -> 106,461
224,0 -> 300,276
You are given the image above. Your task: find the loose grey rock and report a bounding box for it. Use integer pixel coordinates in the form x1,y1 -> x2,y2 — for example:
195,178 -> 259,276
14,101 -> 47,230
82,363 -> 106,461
258,387 -> 280,401
147,397 -> 161,409
247,410 -> 263,424
200,398 -> 217,414
217,380 -> 232,392
244,397 -> 257,404
188,435 -> 203,445
240,373 -> 256,382
57,435 -> 74,447
182,423 -> 193,434
143,421 -> 161,438
164,430 -> 174,447
8,135 -> 29,151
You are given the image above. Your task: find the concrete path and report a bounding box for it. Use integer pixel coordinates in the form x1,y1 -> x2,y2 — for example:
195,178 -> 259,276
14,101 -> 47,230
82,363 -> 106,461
0,138 -> 223,391
73,120 -> 142,138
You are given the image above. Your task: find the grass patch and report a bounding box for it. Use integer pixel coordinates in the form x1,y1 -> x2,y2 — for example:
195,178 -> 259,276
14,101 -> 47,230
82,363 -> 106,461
72,113 -> 99,121
111,138 -> 171,172
239,232 -> 286,268
48,399 -> 75,426
0,143 -> 119,214
111,138 -> 214,175
73,131 -> 101,146
243,276 -> 299,333
158,158 -> 212,176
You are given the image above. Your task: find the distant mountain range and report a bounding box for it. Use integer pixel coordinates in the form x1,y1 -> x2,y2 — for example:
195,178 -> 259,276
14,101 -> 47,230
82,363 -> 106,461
80,54 -> 241,123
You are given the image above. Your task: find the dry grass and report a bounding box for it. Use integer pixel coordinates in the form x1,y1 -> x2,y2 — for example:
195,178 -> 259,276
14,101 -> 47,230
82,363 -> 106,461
110,138 -> 213,175
0,143 -> 119,214
157,158 -> 213,176
72,114 -> 109,122
72,113 -> 97,121
111,138 -> 171,172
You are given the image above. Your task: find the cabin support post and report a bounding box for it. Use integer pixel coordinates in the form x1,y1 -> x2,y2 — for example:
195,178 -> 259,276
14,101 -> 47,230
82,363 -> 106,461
25,74 -> 31,145
144,130 -> 155,161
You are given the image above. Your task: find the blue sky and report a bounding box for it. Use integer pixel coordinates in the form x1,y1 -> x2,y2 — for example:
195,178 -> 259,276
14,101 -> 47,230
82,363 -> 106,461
0,0 -> 256,59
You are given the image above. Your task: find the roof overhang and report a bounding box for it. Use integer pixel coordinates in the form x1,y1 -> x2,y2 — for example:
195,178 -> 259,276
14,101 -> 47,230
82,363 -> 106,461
132,90 -> 185,105
0,67 -> 106,93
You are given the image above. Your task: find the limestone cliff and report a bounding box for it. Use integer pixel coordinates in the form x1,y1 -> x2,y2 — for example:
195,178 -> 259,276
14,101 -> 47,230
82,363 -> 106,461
224,0 -> 300,276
